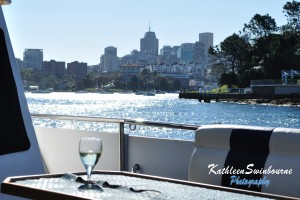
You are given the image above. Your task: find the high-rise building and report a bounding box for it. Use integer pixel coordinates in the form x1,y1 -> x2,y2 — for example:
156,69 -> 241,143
15,58 -> 25,69
67,61 -> 87,78
178,43 -> 194,64
159,46 -> 171,65
160,45 -> 171,56
193,42 -> 206,65
23,49 -> 43,70
105,46 -> 117,57
43,60 -> 65,78
159,46 -> 179,65
140,27 -> 159,56
120,64 -> 142,87
100,46 -> 119,72
199,32 -> 213,67
171,46 -> 180,56
199,32 -> 213,51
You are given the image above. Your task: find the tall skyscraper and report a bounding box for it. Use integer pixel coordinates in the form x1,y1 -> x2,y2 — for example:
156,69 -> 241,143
140,26 -> 159,56
105,46 -> 117,57
199,32 -> 213,67
100,46 -> 119,72
23,49 -> 43,70
199,32 -> 213,52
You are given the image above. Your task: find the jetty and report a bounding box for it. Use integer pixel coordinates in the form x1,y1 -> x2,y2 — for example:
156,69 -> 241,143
179,92 -> 300,105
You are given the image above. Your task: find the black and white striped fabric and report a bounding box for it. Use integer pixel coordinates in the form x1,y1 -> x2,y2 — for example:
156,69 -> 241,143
188,125 -> 300,198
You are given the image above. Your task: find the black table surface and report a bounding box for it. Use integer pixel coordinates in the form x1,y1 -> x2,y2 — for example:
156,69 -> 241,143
1,171 -> 298,200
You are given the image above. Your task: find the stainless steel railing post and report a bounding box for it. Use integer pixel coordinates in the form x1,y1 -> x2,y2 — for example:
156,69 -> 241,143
31,114 -> 200,172
119,122 -> 125,171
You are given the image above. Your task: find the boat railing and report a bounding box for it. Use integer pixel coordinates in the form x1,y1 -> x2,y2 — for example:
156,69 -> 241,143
31,114 -> 200,171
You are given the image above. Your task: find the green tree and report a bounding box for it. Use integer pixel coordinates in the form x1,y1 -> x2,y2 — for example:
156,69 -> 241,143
209,34 -> 252,87
159,77 -> 170,91
20,68 -> 33,82
129,75 -> 139,90
220,34 -> 252,74
43,74 -> 59,90
209,2 -> 300,88
218,73 -> 238,88
262,33 -> 300,79
243,14 -> 278,40
282,0 -> 300,32
83,73 -> 100,89
63,75 -> 75,91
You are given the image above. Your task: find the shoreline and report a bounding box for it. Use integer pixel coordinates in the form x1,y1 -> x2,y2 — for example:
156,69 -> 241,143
179,92 -> 300,107
218,98 -> 300,107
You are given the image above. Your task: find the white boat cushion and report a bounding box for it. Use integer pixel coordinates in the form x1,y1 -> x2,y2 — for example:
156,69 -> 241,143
188,124 -> 300,198
261,127 -> 300,197
188,125 -> 233,185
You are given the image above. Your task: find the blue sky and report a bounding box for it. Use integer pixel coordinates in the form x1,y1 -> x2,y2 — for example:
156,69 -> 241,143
2,0 -> 290,65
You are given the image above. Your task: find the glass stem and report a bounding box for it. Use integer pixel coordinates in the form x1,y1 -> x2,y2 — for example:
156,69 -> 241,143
86,166 -> 93,182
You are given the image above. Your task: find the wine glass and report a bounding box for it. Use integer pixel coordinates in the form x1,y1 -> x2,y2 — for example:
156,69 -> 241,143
78,137 -> 103,191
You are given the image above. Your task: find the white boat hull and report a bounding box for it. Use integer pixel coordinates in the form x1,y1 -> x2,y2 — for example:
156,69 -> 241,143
34,126 -> 194,180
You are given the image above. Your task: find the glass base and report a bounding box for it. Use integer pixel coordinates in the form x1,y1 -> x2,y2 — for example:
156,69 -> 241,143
78,183 -> 103,192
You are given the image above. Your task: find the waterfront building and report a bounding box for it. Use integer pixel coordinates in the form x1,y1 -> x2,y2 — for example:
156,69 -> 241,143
178,43 -> 194,64
140,27 -> 159,56
251,70 -> 300,95
100,46 -> 119,72
151,64 -> 176,74
87,64 -> 101,74
67,61 -> 87,78
160,72 -> 190,90
23,49 -> 43,70
15,58 -> 25,69
120,64 -> 142,77
151,64 -> 163,73
120,64 -> 143,86
43,60 -> 65,78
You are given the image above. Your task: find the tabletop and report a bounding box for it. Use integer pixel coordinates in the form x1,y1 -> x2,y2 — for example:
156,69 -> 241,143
1,171 -> 298,200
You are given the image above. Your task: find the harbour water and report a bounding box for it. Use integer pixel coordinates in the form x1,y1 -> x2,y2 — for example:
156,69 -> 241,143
26,92 -> 300,141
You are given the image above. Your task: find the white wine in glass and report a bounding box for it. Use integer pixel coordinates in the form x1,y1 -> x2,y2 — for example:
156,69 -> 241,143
78,137 -> 103,191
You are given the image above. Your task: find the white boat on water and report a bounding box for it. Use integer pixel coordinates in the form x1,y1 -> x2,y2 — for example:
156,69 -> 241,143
0,2 -> 300,200
144,91 -> 155,96
75,90 -> 89,93
31,88 -> 54,93
155,90 -> 166,94
134,91 -> 144,95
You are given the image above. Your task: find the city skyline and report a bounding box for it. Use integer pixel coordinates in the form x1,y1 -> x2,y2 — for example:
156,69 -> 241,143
3,0 -> 290,65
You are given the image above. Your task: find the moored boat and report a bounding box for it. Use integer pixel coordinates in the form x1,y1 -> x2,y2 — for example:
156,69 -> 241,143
75,90 -> 89,93
144,91 -> 155,96
31,88 -> 54,93
134,91 -> 144,95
